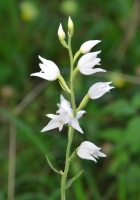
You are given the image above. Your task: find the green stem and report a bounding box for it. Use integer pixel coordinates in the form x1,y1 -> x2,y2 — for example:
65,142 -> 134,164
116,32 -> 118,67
60,127 -> 74,200
68,36 -> 76,117
60,35 -> 76,200
73,50 -> 81,64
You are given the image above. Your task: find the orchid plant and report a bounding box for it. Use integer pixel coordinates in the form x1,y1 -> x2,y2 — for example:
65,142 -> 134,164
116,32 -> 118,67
31,17 -> 114,200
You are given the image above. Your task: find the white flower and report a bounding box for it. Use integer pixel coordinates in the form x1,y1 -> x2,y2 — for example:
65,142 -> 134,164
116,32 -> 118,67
58,23 -> 65,40
88,82 -> 114,99
57,95 -> 85,133
41,95 -> 85,133
77,52 -> 106,75
30,56 -> 60,81
41,114 -> 69,132
80,40 -> 101,54
77,141 -> 106,162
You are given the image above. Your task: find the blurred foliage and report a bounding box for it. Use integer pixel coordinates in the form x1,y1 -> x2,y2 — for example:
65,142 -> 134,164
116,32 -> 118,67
0,0 -> 140,200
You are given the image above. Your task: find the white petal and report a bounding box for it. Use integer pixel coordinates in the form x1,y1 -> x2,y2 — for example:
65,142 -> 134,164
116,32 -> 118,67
30,72 -> 57,81
96,151 -> 107,157
39,55 -> 60,73
41,120 -> 59,132
76,110 -> 86,119
60,95 -> 71,109
57,95 -> 73,116
46,114 -> 58,119
81,58 -> 101,69
78,51 -> 101,67
77,150 -> 97,162
59,114 -> 69,124
80,141 -> 100,151
39,64 -> 59,77
56,107 -> 67,114
80,40 -> 101,54
70,118 -> 84,133
80,68 -> 106,75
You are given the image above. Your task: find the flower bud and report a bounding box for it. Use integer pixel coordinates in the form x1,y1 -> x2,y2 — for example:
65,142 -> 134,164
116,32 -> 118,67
68,16 -> 74,31
58,23 -> 65,40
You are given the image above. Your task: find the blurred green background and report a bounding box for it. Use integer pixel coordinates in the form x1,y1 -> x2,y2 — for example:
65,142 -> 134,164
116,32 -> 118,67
0,0 -> 140,199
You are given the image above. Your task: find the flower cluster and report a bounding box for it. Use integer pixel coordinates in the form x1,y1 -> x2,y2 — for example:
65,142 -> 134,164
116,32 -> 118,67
31,17 -> 114,163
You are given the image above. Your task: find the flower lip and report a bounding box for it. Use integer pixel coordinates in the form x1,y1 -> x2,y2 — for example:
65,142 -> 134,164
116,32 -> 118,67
80,40 -> 101,54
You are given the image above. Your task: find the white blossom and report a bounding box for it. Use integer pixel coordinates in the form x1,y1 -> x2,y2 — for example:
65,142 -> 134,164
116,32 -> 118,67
30,56 -> 60,81
58,23 -> 65,40
77,141 -> 106,162
57,95 -> 85,133
80,40 -> 101,54
77,52 -> 106,75
88,82 -> 114,99
41,95 -> 85,134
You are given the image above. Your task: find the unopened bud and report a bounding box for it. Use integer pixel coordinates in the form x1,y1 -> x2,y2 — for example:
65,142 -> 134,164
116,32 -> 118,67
58,23 -> 65,40
68,16 -> 74,37
68,16 -> 74,31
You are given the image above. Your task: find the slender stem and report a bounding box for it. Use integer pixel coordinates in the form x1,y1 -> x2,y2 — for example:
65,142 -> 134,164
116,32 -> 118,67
68,36 -> 76,117
60,35 -> 76,200
61,127 -> 74,200
73,50 -> 81,64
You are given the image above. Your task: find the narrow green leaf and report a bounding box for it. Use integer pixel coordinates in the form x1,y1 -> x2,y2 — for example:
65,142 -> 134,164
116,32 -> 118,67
66,170 -> 84,189
46,153 -> 61,175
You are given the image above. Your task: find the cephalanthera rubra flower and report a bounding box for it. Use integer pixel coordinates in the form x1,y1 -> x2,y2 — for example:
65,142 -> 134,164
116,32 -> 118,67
31,55 -> 60,81
88,82 -> 114,99
80,40 -> 101,54
77,141 -> 106,162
